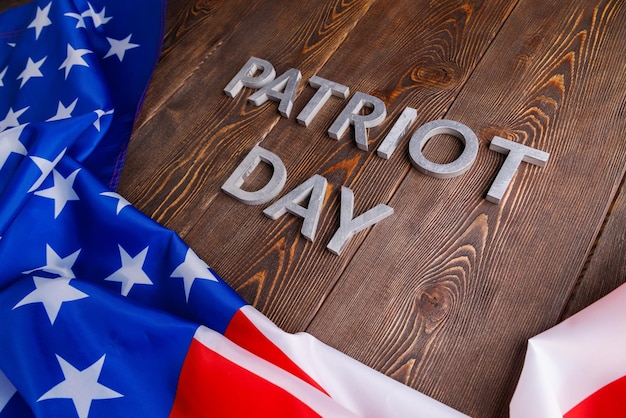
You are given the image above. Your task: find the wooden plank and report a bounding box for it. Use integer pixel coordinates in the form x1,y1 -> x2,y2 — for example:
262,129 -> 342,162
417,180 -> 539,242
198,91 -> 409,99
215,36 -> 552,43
4,0 -> 624,416
562,174 -> 626,319
0,1 -> 28,13
307,0 -> 626,416
150,0 -> 520,336
119,0 -> 379,233
133,0 -> 265,131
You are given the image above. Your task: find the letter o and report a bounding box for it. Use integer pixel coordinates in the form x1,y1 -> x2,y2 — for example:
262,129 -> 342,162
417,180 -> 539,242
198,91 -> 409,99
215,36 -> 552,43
408,120 -> 478,178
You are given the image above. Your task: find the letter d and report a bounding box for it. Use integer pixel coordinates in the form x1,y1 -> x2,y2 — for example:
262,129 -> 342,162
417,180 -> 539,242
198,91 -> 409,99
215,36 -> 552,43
221,145 -> 287,205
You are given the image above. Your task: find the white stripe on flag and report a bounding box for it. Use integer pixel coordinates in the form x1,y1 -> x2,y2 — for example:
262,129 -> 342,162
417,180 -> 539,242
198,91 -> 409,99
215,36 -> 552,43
238,305 -> 469,418
193,326 -> 360,418
511,282 -> 626,417
0,369 -> 16,412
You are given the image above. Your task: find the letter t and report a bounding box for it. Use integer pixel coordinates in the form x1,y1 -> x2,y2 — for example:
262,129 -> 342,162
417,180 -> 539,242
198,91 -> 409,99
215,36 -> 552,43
487,136 -> 550,204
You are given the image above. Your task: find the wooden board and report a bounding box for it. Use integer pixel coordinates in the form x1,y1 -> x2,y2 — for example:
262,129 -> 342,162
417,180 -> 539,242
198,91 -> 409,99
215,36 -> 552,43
307,1 -> 626,415
562,176 -> 626,319
113,0 -> 626,416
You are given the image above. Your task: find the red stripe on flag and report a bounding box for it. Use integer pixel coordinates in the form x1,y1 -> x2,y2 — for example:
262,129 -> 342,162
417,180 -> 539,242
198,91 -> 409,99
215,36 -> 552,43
224,309 -> 329,395
170,338 -> 321,418
564,375 -> 626,418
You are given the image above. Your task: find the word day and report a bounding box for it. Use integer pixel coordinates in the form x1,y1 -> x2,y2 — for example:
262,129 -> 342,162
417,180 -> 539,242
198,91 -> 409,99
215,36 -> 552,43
220,57 -> 551,254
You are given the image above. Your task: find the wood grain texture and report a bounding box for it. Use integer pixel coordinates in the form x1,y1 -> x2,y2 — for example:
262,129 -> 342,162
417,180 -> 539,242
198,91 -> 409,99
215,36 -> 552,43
0,0 -> 29,14
133,0 -> 264,131
112,0 -> 626,416
159,0 -> 518,336
562,174 -> 626,319
120,0 -> 379,229
3,0 -> 624,416
307,0 -> 626,416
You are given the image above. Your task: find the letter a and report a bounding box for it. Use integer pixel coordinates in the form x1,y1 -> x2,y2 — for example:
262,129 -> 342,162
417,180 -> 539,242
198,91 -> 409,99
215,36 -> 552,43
248,68 -> 302,118
263,174 -> 328,241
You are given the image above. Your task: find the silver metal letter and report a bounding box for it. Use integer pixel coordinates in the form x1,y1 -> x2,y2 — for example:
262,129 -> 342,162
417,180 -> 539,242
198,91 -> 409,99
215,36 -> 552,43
328,92 -> 387,151
326,187 -> 394,255
376,107 -> 417,159
248,68 -> 302,118
408,119 -> 478,178
486,136 -> 550,204
296,75 -> 350,127
221,145 -> 287,205
224,57 -> 276,98
263,174 -> 328,241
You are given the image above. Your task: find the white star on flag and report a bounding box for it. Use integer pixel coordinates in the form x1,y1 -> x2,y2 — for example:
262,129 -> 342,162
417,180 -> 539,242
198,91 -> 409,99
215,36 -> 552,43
0,67 -> 7,87
100,191 -> 131,215
105,245 -> 152,296
37,354 -> 123,418
23,244 -> 80,279
170,248 -> 218,302
13,276 -> 88,324
84,3 -> 112,27
64,12 -> 86,29
34,168 -> 81,218
93,108 -> 114,131
59,44 -> 92,79
18,56 -> 46,88
0,107 -> 29,131
47,98 -> 78,121
104,35 -> 139,61
0,124 -> 27,170
28,148 -> 66,193
27,2 -> 52,40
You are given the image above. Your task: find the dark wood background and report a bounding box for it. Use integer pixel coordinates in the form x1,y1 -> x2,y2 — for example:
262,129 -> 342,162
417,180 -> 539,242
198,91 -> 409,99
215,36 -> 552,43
7,0 -> 625,416
124,1 -> 626,417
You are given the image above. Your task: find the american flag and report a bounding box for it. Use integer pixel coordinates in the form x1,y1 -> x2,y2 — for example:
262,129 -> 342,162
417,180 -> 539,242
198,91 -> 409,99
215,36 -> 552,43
0,1 -> 467,417
511,283 -> 626,417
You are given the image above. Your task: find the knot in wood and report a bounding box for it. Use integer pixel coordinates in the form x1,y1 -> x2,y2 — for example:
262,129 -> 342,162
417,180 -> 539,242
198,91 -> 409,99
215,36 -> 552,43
412,61 -> 461,88
418,284 -> 451,330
